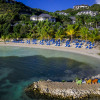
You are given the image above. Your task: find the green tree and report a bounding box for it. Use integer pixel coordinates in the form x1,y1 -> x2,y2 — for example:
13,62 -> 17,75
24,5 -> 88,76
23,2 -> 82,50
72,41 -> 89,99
66,25 -> 76,42
80,27 -> 89,41
55,28 -> 64,40
1,23 -> 11,42
20,25 -> 29,38
89,28 -> 99,42
13,24 -> 22,34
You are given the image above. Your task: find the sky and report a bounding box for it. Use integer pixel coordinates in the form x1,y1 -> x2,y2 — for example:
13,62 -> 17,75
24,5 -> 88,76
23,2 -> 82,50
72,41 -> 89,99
16,0 -> 99,12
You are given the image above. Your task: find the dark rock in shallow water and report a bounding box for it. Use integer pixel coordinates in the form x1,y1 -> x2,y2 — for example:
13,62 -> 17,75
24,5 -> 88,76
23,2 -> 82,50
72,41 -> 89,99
25,81 -> 100,100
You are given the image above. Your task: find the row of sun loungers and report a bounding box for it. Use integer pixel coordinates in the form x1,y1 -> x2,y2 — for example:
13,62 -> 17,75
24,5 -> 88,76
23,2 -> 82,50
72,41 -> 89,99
76,78 -> 100,85
6,39 -> 96,49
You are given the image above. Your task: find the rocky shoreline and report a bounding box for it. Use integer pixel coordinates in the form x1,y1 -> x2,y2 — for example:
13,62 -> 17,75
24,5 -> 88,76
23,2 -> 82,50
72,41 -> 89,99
25,80 -> 100,100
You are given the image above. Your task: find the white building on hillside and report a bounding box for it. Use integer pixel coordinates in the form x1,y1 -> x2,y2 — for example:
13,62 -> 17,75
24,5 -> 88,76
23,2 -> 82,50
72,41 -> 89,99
77,10 -> 98,16
30,14 -> 56,22
73,4 -> 89,10
70,17 -> 76,24
56,12 -> 69,16
30,15 -> 38,21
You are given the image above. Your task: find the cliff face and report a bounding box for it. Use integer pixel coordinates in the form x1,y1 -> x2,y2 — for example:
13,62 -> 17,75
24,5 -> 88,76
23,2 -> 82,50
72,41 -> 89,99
25,81 -> 100,99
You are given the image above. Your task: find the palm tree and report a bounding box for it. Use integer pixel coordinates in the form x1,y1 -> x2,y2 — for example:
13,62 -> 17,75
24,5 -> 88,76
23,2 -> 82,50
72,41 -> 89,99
80,27 -> 89,41
66,25 -> 76,42
29,25 -> 38,39
1,34 -> 7,43
11,32 -> 20,40
48,27 -> 55,39
55,28 -> 64,40
89,28 -> 98,42
37,26 -> 48,40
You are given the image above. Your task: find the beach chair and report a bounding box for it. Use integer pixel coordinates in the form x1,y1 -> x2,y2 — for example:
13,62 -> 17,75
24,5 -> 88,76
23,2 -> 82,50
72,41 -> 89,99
92,43 -> 95,46
86,46 -> 88,49
26,40 -> 30,44
6,40 -> 10,42
39,40 -> 44,45
52,39 -> 55,44
78,40 -> 82,42
75,45 -> 78,48
12,39 -> 17,43
98,79 -> 100,83
89,46 -> 92,49
20,40 -> 24,43
58,43 -> 60,46
92,79 -> 98,84
32,39 -> 37,44
66,42 -> 70,45
89,44 -> 92,46
76,79 -> 82,85
82,80 -> 86,83
68,45 -> 71,47
46,41 -> 50,45
65,44 -> 68,47
85,79 -> 92,84
55,41 -> 58,46
61,39 -> 65,43
83,40 -> 85,42
72,40 -> 75,43
76,43 -> 79,45
78,46 -> 82,48
80,43 -> 83,45
87,41 -> 90,44
55,40 -> 61,46
65,41 -> 70,47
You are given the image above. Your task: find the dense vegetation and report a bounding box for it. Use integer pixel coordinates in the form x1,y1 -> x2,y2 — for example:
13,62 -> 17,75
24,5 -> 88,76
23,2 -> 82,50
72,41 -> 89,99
0,1 -> 100,42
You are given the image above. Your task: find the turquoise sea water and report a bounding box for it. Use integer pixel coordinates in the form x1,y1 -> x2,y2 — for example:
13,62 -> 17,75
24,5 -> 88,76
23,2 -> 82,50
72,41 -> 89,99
0,46 -> 100,100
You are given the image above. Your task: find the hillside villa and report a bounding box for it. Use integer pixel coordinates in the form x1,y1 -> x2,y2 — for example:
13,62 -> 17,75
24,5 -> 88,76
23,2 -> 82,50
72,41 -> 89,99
77,10 -> 98,16
69,16 -> 76,24
56,12 -> 69,16
30,14 -> 56,22
73,4 -> 89,10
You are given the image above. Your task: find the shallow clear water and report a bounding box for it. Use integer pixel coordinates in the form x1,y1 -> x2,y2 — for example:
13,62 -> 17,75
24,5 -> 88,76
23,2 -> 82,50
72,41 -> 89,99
0,46 -> 100,100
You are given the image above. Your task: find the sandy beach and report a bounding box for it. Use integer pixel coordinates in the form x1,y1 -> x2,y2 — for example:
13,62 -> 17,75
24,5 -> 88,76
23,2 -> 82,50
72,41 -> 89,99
0,41 -> 100,59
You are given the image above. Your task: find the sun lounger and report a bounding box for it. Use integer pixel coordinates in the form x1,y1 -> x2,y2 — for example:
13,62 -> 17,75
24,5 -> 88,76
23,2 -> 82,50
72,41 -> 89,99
65,44 -> 68,47
86,46 -> 88,49
6,40 -> 10,42
39,40 -> 44,45
76,43 -> 79,45
55,40 -> 61,46
20,40 -> 24,43
98,79 -> 100,83
92,43 -> 95,46
75,45 -> 78,48
80,43 -> 83,45
26,40 -> 30,44
32,39 -> 37,44
89,46 -> 92,49
78,46 -> 82,48
46,41 -> 51,45
68,45 -> 71,47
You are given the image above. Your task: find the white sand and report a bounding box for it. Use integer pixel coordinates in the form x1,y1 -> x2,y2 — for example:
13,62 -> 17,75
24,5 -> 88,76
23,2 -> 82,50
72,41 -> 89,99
0,42 -> 100,59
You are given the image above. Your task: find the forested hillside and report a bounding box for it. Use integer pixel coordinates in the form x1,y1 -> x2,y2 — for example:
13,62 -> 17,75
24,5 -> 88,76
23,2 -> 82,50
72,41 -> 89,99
0,0 -> 48,23
0,1 -> 100,42
60,4 -> 100,16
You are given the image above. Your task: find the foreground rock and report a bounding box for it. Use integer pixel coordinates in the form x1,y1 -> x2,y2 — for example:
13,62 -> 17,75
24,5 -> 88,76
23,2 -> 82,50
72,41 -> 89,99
25,81 -> 100,99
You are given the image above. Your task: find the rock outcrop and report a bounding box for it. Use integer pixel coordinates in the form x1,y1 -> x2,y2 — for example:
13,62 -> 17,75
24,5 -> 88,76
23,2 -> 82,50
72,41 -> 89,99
25,81 -> 100,99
